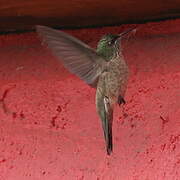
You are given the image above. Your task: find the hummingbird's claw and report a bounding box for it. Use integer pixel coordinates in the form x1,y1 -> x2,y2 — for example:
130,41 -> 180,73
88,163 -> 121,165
118,96 -> 126,106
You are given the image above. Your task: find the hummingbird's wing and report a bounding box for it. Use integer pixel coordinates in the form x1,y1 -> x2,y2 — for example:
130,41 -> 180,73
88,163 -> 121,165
36,25 -> 106,86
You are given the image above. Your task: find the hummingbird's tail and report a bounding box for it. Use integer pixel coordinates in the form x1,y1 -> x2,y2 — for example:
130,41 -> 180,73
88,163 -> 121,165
96,94 -> 113,155
102,96 -> 113,155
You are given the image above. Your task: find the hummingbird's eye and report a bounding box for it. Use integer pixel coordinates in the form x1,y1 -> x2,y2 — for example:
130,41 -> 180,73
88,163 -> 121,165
108,41 -> 113,46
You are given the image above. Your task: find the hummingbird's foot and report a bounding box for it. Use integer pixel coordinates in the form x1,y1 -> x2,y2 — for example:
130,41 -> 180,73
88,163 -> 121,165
118,96 -> 126,106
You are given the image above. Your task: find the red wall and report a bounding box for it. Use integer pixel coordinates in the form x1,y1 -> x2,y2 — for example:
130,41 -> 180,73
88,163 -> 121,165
0,19 -> 179,179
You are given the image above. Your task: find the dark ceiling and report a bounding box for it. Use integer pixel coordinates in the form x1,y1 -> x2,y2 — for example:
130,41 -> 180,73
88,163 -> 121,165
1,0 -> 180,31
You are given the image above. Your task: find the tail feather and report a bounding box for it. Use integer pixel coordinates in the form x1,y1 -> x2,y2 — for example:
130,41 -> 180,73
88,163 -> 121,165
97,96 -> 113,155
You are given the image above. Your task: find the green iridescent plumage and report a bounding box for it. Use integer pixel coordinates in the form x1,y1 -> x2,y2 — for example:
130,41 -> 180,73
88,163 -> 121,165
96,34 -> 120,60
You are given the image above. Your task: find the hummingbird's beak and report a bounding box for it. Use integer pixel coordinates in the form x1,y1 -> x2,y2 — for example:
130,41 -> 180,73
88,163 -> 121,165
118,28 -> 137,39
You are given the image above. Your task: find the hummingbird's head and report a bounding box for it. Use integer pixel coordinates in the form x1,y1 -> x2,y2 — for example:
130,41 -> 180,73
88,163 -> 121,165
97,28 -> 136,61
97,34 -> 120,61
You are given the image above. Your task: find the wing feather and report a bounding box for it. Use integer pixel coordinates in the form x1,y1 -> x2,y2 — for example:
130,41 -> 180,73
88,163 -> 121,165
36,25 -> 106,86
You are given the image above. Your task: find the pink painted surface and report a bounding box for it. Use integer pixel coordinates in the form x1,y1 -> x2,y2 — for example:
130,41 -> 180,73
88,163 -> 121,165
0,19 -> 179,180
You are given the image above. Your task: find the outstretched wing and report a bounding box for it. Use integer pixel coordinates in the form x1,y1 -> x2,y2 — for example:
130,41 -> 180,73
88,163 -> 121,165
36,25 -> 106,86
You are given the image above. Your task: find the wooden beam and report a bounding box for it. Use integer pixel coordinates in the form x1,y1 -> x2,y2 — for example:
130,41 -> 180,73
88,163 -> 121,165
0,0 -> 180,31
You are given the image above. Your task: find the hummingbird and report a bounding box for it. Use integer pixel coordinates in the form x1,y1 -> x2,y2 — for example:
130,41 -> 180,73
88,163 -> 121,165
36,25 -> 134,155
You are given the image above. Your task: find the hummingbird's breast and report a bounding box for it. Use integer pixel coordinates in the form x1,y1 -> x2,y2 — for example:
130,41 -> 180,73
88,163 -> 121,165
101,55 -> 129,104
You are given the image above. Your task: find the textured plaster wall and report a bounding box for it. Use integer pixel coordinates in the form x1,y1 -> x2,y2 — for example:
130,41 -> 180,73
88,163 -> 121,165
0,19 -> 179,179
